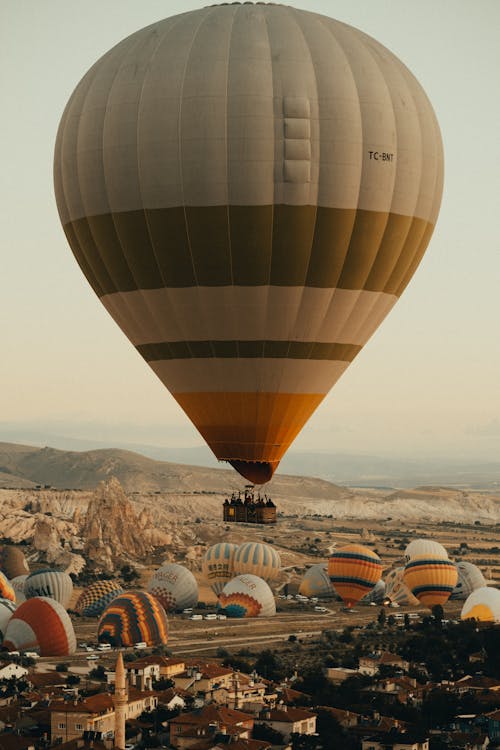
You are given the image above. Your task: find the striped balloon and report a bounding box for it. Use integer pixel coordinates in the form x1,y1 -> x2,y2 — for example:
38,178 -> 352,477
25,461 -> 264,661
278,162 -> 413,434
25,569 -> 73,608
3,597 -> 76,656
403,556 -> 458,608
75,580 -> 124,617
0,572 -> 15,603
299,563 -> 336,599
385,567 -> 419,607
0,598 -> 17,642
461,586 -> 500,623
328,544 -> 382,607
450,562 -> 486,601
202,543 -> 239,595
148,563 -> 198,612
219,575 -> 276,618
98,591 -> 168,647
404,539 -> 448,562
54,4 -> 443,486
233,543 -> 281,583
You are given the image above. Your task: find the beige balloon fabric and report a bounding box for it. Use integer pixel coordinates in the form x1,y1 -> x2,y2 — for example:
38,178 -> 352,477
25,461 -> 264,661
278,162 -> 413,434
54,4 -> 443,484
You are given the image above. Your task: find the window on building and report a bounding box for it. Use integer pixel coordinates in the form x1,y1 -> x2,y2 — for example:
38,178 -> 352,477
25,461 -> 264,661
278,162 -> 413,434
58,723 -> 66,729
75,723 -> 83,731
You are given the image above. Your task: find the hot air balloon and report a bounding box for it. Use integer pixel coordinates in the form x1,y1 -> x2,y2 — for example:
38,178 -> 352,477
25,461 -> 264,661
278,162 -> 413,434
54,4 -> 443,485
404,539 -> 448,562
328,544 -> 382,607
3,597 -> 76,656
384,567 -> 419,607
74,580 -> 124,617
403,555 -> 458,608
98,591 -> 168,647
233,542 -> 281,583
202,543 -> 239,596
0,599 -> 16,643
299,563 -> 336,599
10,575 -> 27,604
461,586 -> 500,623
361,578 -> 386,605
0,573 -> 15,603
219,574 -> 276,618
0,546 -> 29,579
25,569 -> 73,608
450,562 -> 486,601
147,563 -> 198,612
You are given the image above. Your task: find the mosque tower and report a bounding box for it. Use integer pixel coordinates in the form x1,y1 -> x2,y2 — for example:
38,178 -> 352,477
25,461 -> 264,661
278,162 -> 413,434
113,652 -> 128,750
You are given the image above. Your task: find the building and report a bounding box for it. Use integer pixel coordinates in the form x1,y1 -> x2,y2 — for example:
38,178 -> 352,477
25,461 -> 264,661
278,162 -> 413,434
174,663 -> 235,695
255,706 -> 317,742
169,705 -> 255,749
223,489 -> 276,525
0,663 -> 28,681
361,733 -> 429,750
359,652 -> 410,676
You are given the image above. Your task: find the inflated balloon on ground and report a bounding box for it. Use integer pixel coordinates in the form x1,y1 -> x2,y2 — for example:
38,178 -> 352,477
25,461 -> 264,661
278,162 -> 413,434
75,580 -> 124,617
98,591 -> 168,647
450,562 -> 486,600
233,543 -> 281,583
147,563 -> 198,612
0,598 -> 16,642
403,555 -> 458,608
218,575 -> 276,618
0,572 -> 15,603
0,546 -> 29,579
328,544 -> 382,607
54,4 -> 443,484
202,543 -> 239,595
3,597 -> 76,656
25,569 -> 73,608
299,563 -> 336,599
461,586 -> 500,623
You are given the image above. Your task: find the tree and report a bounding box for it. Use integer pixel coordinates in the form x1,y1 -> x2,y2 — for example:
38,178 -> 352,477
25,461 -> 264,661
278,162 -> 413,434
431,604 -> 444,625
377,608 -> 386,626
253,723 -> 285,744
120,564 -> 140,583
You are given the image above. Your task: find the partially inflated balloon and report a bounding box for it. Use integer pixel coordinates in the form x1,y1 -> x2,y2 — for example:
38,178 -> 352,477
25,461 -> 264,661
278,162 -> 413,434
147,563 -> 198,612
98,591 -> 168,647
461,587 -> 500,623
54,5 -> 443,484
385,567 -> 419,607
0,546 -> 29,579
202,543 -> 239,596
3,597 -> 76,656
299,563 -> 336,599
219,575 -> 276,618
233,543 -> 281,583
404,539 -> 448,562
74,580 -> 124,617
328,544 -> 382,607
0,599 -> 16,642
25,569 -> 73,608
451,562 -> 486,601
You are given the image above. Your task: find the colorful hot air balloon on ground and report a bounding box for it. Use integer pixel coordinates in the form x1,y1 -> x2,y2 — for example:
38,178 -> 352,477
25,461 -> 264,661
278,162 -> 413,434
3,597 -> 76,656
219,574 -> 276,618
74,580 -> 124,617
328,544 -> 382,607
0,599 -> 16,643
404,539 -> 448,562
403,555 -> 458,608
384,567 -> 419,607
461,586 -> 500,623
361,578 -> 386,605
0,546 -> 29,579
54,4 -> 443,485
10,575 -> 27,604
450,562 -> 486,600
0,573 -> 15,603
202,543 -> 239,596
299,563 -> 336,599
25,569 -> 73,608
98,591 -> 168,647
147,563 -> 198,612
233,542 -> 281,583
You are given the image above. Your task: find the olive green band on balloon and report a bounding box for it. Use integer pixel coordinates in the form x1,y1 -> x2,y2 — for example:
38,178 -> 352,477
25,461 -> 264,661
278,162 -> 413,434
137,340 -> 361,362
63,206 -> 433,297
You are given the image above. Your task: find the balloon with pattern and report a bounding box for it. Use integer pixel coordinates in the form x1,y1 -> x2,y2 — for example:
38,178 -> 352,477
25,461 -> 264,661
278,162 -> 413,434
54,4 -> 443,486
299,563 -> 336,599
147,563 -> 198,612
74,580 -> 124,617
202,543 -> 239,596
98,591 -> 169,647
25,569 -> 73,608
0,598 -> 17,643
233,542 -> 281,583
328,544 -> 382,607
461,586 -> 500,623
450,561 -> 486,601
384,567 -> 419,607
0,572 -> 15,603
0,546 -> 29,579
403,555 -> 458,608
404,539 -> 448,562
3,597 -> 76,656
361,578 -> 386,605
218,574 -> 276,618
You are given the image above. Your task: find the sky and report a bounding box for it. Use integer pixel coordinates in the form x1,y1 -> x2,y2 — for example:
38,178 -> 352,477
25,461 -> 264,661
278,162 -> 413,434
1,1 -> 499,463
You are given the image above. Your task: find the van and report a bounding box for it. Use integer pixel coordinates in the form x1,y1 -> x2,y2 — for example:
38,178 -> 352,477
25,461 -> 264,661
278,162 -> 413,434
204,613 -> 217,620
134,642 -> 147,650
24,652 -> 40,659
314,606 -> 327,613
189,614 -> 203,620
182,608 -> 193,614
97,643 -> 112,651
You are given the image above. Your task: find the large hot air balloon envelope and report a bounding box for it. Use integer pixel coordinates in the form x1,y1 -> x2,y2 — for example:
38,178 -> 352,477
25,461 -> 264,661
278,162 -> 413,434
98,591 -> 169,647
403,555 -> 458,608
3,597 -> 76,656
147,563 -> 198,612
219,574 -> 276,618
384,567 -> 419,607
404,539 -> 448,562
328,544 -> 382,607
451,562 -> 486,601
74,580 -> 124,617
461,586 -> 500,623
54,5 -> 443,485
202,543 -> 239,596
299,563 -> 336,599
0,546 -> 29,579
0,598 -> 16,643
25,569 -> 73,609
233,542 -> 281,583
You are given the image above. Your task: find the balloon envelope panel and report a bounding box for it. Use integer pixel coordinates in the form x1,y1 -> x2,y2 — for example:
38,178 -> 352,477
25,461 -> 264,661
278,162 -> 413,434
202,543 -> 239,595
11,575 -> 27,604
75,580 -> 124,617
328,544 -> 382,606
0,573 -> 15,603
404,540 -> 448,562
299,563 -> 336,599
54,4 -> 443,484
3,597 -> 76,656
361,578 -> 386,604
0,598 -> 17,642
403,556 -> 458,608
98,591 -> 169,647
219,574 -> 276,618
148,563 -> 198,612
25,569 -> 73,608
233,543 -> 281,583
450,562 -> 486,601
385,567 -> 419,606
461,586 -> 500,623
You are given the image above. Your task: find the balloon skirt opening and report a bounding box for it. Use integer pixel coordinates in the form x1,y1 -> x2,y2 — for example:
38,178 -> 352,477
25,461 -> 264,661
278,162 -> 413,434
229,460 -> 276,484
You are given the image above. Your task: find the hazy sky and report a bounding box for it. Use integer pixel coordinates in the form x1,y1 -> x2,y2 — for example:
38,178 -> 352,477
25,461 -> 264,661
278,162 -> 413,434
2,1 -> 499,462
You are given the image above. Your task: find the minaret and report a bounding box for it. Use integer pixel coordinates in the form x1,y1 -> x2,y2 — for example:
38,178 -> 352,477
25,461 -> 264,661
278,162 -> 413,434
113,652 -> 128,750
